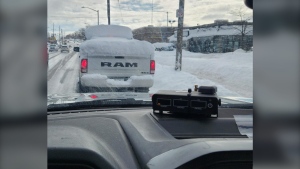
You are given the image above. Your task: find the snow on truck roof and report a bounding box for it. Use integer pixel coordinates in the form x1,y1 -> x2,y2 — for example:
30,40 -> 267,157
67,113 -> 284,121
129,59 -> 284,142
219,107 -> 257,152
80,37 -> 154,57
81,25 -> 153,57
85,25 -> 133,40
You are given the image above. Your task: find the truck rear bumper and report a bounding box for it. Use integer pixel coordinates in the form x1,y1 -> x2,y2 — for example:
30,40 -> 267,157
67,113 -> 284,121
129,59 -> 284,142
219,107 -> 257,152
80,74 -> 154,88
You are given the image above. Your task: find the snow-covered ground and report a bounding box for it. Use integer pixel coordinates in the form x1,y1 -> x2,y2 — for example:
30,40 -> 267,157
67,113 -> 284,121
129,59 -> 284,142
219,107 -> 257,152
150,49 -> 253,98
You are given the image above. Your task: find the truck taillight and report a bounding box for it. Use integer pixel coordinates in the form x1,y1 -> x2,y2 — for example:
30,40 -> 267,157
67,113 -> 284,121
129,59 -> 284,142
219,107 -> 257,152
81,59 -> 88,73
150,60 -> 155,74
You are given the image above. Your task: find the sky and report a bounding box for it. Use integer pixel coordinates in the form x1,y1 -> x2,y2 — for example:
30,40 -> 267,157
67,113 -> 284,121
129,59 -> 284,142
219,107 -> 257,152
47,0 -> 252,36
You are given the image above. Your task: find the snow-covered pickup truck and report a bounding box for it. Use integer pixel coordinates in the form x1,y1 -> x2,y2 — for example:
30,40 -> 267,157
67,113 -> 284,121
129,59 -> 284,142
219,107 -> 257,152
74,25 -> 155,93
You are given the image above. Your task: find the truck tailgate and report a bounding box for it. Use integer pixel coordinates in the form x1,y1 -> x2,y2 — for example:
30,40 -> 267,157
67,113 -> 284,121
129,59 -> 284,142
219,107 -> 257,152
80,37 -> 154,78
88,55 -> 150,77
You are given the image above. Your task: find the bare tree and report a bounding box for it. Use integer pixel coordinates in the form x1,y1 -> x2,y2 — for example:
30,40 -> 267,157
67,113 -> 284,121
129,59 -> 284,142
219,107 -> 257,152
78,28 -> 85,39
65,28 -> 86,40
85,24 -> 91,29
229,6 -> 253,50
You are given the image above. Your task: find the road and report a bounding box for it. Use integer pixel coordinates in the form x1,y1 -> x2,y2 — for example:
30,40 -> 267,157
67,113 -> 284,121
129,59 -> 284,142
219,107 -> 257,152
47,49 -> 79,96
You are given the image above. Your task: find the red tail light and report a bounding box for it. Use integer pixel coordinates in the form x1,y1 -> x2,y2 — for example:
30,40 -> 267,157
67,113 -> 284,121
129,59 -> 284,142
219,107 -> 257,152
81,59 -> 88,73
150,60 -> 155,74
89,94 -> 98,99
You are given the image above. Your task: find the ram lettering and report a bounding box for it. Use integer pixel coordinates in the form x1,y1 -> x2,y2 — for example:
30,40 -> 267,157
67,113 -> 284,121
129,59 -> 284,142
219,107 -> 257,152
101,62 -> 138,67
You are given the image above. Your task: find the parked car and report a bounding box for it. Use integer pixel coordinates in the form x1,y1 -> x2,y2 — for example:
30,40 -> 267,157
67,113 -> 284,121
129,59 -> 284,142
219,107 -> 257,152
161,46 -> 174,51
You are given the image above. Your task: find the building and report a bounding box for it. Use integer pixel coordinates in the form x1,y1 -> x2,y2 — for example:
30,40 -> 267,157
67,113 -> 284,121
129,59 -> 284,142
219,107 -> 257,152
214,19 -> 229,24
132,26 -> 180,43
168,20 -> 253,53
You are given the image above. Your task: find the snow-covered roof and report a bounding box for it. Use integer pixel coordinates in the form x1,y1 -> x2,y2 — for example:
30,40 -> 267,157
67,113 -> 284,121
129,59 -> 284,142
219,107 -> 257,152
168,25 -> 253,42
85,25 -> 133,40
80,37 -> 154,57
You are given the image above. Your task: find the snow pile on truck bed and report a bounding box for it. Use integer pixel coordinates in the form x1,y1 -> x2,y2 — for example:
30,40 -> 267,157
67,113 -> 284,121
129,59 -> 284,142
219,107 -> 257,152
80,37 -> 154,57
85,25 -> 133,40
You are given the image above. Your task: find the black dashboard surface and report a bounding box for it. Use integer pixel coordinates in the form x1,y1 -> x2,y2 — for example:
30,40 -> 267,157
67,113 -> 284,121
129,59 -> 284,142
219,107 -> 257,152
48,107 -> 253,169
152,108 -> 252,139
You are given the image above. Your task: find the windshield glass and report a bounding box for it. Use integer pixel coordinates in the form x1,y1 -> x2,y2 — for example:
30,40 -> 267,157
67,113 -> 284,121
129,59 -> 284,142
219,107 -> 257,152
47,0 -> 253,107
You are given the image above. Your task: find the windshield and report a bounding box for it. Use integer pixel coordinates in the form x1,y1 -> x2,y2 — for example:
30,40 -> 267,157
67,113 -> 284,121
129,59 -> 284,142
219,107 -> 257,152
47,0 -> 253,108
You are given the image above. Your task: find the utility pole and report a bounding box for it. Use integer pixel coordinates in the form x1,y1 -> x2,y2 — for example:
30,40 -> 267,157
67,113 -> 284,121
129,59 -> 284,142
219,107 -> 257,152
61,29 -> 63,45
52,23 -> 54,39
58,26 -> 60,45
175,0 -> 185,71
97,10 -> 99,25
107,0 -> 110,25
167,12 -> 169,27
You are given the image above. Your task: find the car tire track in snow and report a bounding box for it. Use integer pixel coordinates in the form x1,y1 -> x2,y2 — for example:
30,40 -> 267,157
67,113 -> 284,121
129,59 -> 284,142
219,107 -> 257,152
48,51 -> 60,57
60,69 -> 72,83
49,51 -> 64,60
48,52 -> 79,95
47,51 -> 76,81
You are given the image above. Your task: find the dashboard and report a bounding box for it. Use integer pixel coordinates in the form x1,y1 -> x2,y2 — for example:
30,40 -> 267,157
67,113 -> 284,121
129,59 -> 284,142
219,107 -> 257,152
48,107 -> 253,169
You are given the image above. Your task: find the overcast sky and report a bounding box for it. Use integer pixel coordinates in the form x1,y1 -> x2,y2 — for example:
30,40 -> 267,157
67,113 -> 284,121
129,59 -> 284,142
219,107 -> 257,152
48,0 -> 252,36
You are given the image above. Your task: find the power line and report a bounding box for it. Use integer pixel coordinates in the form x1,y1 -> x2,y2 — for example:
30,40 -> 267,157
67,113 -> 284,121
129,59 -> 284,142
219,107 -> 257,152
48,14 -> 156,18
151,0 -> 153,25
48,16 -> 107,18
117,0 -> 124,23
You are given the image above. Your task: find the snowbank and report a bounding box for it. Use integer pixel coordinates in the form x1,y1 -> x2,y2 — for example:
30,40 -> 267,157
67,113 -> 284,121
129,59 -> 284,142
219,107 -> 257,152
234,49 -> 246,53
153,42 -> 174,48
152,50 -> 253,97
150,64 -> 241,97
85,25 -> 133,40
80,37 -> 154,57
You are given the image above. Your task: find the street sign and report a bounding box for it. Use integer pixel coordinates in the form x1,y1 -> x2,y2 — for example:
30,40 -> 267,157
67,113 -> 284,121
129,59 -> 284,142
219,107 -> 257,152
176,8 -> 184,18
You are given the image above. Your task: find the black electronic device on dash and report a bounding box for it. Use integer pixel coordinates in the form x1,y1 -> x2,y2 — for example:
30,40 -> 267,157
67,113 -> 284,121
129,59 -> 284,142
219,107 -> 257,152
152,86 -> 221,118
